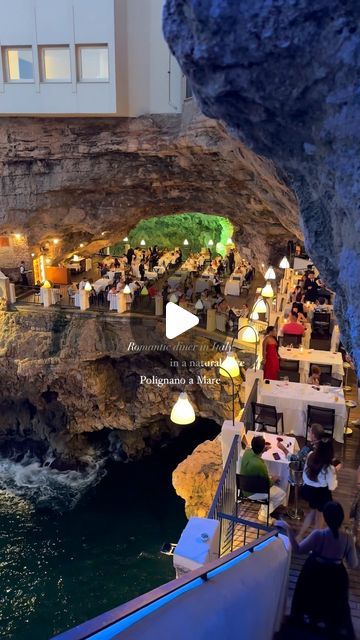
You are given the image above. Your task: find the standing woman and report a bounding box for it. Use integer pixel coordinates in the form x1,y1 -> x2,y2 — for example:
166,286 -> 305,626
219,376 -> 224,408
262,325 -> 280,380
298,439 -> 337,539
276,502 -> 358,637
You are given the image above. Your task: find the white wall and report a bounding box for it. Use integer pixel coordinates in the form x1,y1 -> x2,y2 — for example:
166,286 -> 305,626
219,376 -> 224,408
0,0 -> 183,117
115,0 -> 183,116
0,0 -> 117,115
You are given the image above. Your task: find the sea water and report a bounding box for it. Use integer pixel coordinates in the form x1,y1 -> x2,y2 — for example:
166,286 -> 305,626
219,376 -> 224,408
0,420 -> 219,640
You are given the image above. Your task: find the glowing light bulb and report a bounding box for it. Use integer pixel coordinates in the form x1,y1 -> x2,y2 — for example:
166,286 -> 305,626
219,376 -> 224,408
264,266 -> 276,280
84,282 -> 92,292
220,352 -> 240,379
226,238 -> 233,245
80,243 -> 84,248
241,325 -> 259,343
42,280 -> 52,289
261,282 -> 274,298
253,298 -> 267,313
195,299 -> 204,310
170,392 -> 196,425
140,239 -> 146,246
123,284 -> 131,294
183,239 -> 189,246
279,256 -> 290,269
53,238 -> 60,245
123,237 -> 129,242
249,310 -> 259,320
208,240 -> 214,247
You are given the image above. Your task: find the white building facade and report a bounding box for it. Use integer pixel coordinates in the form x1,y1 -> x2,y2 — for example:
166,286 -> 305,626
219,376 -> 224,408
0,0 -> 184,116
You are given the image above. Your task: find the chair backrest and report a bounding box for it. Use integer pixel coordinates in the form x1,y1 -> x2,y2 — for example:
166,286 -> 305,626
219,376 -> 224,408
236,473 -> 270,496
279,358 -> 299,372
310,363 -> 332,375
307,405 -> 335,436
252,402 -> 277,422
313,312 -> 331,323
282,334 -> 302,347
319,373 -> 342,387
279,370 -> 300,383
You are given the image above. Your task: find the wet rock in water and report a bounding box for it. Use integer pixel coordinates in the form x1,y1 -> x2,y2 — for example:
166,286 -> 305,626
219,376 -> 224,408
163,0 -> 360,367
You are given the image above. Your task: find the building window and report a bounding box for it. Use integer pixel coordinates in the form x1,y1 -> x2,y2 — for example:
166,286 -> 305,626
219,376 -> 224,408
3,47 -> 34,82
77,45 -> 109,82
40,46 -> 71,82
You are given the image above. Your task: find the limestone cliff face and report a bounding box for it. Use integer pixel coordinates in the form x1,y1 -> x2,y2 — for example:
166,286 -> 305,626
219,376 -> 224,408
172,437 -> 223,518
0,308 -> 235,466
163,0 -> 360,367
0,105 -> 299,268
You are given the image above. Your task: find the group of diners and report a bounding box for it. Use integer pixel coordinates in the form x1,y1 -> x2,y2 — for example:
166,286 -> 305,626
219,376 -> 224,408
239,425 -> 358,636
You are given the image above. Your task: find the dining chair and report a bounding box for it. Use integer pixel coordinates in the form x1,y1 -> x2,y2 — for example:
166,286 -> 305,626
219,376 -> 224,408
279,358 -> 300,372
279,370 -> 300,383
310,363 -> 332,376
236,474 -> 271,526
252,402 -> 284,434
306,405 -> 335,442
319,373 -> 342,387
281,334 -> 302,348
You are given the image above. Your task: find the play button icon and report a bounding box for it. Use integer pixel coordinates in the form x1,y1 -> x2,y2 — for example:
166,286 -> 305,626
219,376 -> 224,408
166,302 -> 199,339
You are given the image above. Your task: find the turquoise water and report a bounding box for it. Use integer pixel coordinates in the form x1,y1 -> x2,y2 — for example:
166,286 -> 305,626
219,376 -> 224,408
0,422 -> 218,640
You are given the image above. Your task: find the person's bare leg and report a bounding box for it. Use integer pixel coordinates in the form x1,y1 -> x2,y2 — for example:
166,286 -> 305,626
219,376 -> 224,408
315,510 -> 324,529
297,509 -> 316,541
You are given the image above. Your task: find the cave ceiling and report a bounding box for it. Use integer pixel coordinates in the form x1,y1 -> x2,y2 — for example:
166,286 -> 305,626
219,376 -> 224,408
163,0 -> 360,366
0,106 -> 299,266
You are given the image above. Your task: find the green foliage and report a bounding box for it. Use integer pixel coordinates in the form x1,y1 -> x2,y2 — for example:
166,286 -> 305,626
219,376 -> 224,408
110,213 -> 233,256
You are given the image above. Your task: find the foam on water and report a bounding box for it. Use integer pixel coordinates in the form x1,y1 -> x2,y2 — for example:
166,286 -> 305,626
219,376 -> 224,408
0,450 -> 106,511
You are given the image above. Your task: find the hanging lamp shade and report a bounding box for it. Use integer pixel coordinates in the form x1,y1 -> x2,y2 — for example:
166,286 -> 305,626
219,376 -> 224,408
226,238 -> 233,245
195,299 -> 204,310
42,280 -> 52,289
279,256 -> 290,269
253,298 -> 267,313
261,282 -> 274,298
208,240 -> 214,247
123,284 -> 131,294
140,286 -> 149,296
140,239 -> 146,246
220,352 -> 240,379
249,310 -> 259,321
240,325 -> 259,343
183,239 -> 189,246
170,392 -> 196,425
84,281 -> 92,292
264,266 -> 276,280
123,236 -> 129,242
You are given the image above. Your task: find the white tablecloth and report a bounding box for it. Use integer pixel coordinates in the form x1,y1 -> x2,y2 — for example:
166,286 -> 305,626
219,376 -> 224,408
258,380 -> 347,443
224,279 -> 241,296
278,346 -> 344,382
238,431 -> 298,505
145,271 -> 158,280
93,278 -> 111,294
74,292 -> 80,307
195,278 -> 212,293
168,275 -> 182,288
108,292 -> 118,311
154,265 -> 166,275
40,288 -> 61,305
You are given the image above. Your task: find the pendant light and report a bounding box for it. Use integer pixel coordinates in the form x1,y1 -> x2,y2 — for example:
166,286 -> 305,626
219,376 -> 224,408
170,392 -> 196,425
264,266 -> 276,280
123,284 -> 131,294
183,239 -> 189,246
261,282 -> 275,298
140,239 -> 146,246
220,352 -> 240,379
279,256 -> 290,269
84,281 -> 92,292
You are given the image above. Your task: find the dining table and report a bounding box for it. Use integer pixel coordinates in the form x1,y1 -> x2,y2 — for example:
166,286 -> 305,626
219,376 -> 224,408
278,346 -> 344,382
238,430 -> 299,504
257,379 -> 347,443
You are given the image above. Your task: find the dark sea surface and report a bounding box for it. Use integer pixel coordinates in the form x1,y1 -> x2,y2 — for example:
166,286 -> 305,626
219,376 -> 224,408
0,420 -> 219,640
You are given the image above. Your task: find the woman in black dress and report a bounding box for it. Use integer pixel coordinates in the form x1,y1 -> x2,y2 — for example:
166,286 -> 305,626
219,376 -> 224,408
276,502 -> 358,637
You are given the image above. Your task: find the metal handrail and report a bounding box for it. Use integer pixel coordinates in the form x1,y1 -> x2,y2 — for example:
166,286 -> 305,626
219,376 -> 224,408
52,528 -> 279,640
207,434 -> 239,520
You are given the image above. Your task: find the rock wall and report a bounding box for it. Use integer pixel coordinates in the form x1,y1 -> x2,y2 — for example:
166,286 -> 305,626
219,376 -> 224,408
172,437 -> 223,518
163,0 -> 360,368
0,308 -> 235,466
0,104 -> 299,269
